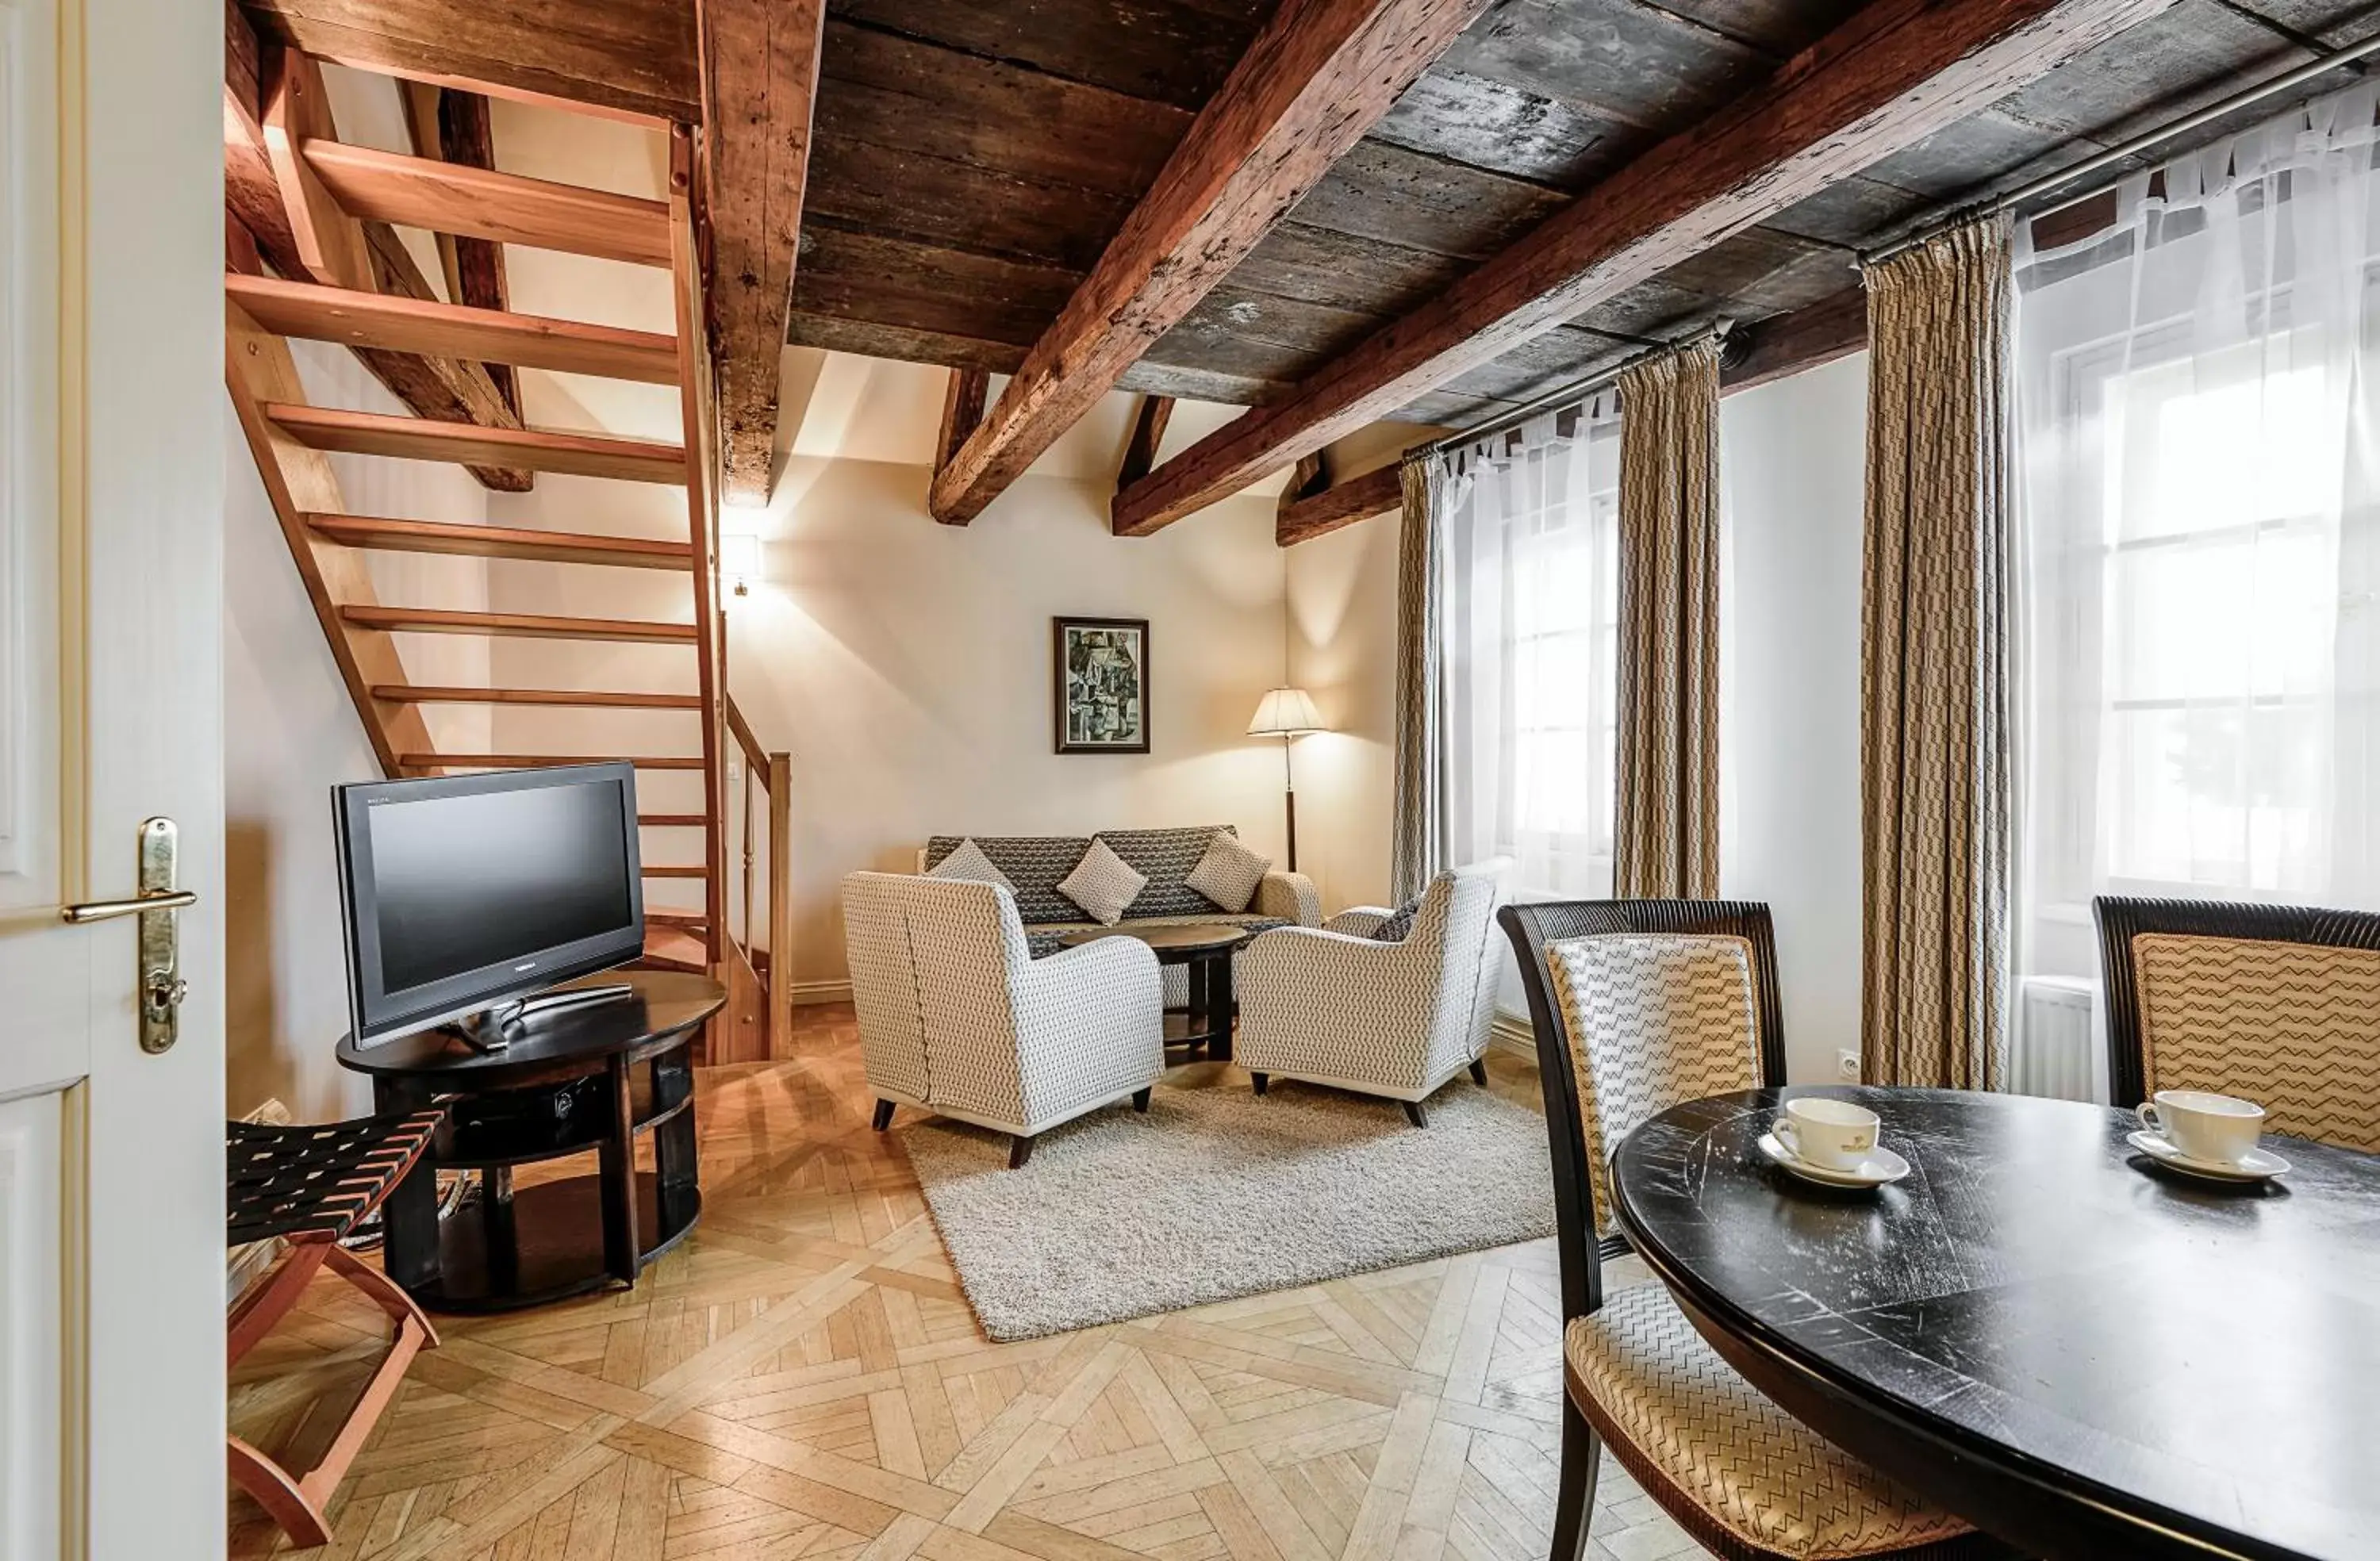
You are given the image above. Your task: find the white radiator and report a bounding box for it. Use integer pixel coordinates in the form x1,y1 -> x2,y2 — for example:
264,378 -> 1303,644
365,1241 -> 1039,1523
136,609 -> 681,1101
2011,976 -> 2104,1103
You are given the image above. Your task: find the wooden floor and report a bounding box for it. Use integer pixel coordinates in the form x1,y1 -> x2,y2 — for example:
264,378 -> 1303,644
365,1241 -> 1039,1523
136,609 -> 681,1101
229,1005 -> 1713,1561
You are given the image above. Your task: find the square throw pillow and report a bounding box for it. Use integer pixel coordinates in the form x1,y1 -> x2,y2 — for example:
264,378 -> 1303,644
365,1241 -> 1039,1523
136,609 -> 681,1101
1370,896 -> 1425,943
925,838 -> 1015,894
1184,830 -> 1272,913
1058,838 -> 1148,926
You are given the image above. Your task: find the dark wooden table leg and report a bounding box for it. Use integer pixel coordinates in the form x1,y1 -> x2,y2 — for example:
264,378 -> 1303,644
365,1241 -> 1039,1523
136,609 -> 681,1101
1210,952 -> 1234,1062
1182,955 -> 1207,1056
597,1053 -> 640,1284
373,1076 -> 440,1292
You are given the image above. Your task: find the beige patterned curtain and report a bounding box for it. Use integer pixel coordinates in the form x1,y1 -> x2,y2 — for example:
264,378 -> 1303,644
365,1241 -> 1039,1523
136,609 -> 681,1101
1613,338 -> 1722,899
1860,217 -> 2013,1091
1391,455 -> 1447,903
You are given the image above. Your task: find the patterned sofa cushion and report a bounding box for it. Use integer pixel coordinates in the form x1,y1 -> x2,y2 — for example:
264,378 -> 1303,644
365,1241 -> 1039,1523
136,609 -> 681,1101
925,827 -> 1240,924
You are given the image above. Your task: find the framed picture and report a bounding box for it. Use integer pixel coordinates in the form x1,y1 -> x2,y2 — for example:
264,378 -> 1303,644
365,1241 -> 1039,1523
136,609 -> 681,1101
1054,616 -> 1150,754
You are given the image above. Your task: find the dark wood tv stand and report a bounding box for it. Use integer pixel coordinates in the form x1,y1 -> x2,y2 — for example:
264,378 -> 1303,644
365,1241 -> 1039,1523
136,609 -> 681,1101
336,970 -> 725,1314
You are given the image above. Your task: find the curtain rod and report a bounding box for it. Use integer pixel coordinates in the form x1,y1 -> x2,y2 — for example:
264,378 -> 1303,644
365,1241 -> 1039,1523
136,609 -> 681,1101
1862,32 -> 2380,268
1411,321 -> 1731,460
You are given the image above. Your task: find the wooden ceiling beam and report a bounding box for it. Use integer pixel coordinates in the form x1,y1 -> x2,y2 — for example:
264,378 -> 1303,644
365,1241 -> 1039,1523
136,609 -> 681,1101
1276,462 -> 1403,546
701,0 -> 829,506
934,368 -> 989,489
1112,0 -> 2176,535
1118,395 -> 1175,491
927,0 -> 1495,527
238,0 -> 697,125
398,84 -> 518,412
1720,288 -> 1868,395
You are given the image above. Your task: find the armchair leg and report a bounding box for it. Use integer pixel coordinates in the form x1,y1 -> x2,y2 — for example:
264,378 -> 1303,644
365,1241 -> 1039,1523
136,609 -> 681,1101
1132,1087 -> 1152,1113
871,1099 -> 896,1132
1550,1396 -> 1600,1561
1468,1058 -> 1488,1086
1008,1134 -> 1036,1170
1250,1072 -> 1269,1096
1402,1101 -> 1428,1128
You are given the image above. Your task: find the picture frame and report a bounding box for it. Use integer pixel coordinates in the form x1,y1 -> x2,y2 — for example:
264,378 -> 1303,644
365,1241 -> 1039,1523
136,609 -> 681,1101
1053,616 -> 1151,754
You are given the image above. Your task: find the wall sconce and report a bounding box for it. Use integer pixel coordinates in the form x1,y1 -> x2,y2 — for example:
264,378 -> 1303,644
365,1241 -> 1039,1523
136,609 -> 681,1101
720,532 -> 762,599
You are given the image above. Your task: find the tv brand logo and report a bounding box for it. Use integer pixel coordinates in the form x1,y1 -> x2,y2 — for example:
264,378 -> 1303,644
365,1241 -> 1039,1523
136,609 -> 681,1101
513,962 -> 539,972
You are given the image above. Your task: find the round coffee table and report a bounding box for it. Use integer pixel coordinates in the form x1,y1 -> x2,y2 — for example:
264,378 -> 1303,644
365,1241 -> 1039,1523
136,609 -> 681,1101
1055,923 -> 1251,1058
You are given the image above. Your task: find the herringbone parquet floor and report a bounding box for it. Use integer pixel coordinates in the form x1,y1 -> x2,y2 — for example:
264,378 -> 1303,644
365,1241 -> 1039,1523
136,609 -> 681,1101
228,1006 -> 1712,1561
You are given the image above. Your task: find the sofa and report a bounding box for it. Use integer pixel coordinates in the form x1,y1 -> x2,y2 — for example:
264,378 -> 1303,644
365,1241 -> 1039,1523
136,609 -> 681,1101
918,826 -> 1321,1007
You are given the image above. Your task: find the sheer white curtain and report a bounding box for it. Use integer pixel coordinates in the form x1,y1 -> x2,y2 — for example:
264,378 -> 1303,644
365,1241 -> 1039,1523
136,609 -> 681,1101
2014,79 -> 2380,965
1437,397 -> 1623,899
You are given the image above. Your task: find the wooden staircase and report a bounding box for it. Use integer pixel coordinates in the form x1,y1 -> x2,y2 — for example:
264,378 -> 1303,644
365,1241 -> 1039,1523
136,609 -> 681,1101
224,44 -> 789,1051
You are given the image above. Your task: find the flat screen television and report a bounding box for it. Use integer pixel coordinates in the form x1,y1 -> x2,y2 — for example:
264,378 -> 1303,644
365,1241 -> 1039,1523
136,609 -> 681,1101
334,762 -> 646,1048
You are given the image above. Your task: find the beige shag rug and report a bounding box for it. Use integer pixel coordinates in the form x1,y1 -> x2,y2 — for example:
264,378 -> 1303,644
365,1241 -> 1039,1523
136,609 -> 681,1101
897,1080 -> 1557,1341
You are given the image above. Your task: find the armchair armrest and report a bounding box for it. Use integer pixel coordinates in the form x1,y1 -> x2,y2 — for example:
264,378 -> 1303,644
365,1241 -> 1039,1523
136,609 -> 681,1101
1012,935 -> 1165,1125
1256,870 -> 1321,926
1326,905 -> 1393,937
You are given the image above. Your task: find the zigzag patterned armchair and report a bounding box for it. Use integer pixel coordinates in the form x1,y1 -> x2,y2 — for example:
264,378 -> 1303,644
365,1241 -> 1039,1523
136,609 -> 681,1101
841,872 -> 1165,1168
1500,899 -> 2010,1561
1235,857 -> 1511,1126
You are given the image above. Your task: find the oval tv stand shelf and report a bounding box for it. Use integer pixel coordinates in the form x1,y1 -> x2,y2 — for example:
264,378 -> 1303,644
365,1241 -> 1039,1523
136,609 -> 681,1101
338,969 -> 725,1314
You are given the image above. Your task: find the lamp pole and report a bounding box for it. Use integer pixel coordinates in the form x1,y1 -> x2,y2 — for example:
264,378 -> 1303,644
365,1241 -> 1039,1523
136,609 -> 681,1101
1280,734 -> 1298,872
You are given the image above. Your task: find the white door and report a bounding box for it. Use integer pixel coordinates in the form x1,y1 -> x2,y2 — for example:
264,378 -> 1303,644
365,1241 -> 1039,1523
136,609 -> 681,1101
0,0 -> 225,1554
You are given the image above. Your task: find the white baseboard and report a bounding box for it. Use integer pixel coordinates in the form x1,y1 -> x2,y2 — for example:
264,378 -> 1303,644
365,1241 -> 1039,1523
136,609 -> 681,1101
789,980 -> 853,1007
1489,1009 -> 1537,1060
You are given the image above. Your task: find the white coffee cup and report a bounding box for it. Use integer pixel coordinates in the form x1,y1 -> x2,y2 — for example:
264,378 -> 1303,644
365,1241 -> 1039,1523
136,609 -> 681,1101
2137,1089 -> 2264,1165
1774,1097 -> 1880,1172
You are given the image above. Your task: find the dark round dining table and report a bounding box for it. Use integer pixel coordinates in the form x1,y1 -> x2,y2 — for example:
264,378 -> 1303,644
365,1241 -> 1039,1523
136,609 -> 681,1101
1609,1086 -> 2380,1561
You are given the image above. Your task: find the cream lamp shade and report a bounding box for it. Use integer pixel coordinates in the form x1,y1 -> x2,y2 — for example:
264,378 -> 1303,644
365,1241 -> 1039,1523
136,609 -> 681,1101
1247,687 -> 1324,737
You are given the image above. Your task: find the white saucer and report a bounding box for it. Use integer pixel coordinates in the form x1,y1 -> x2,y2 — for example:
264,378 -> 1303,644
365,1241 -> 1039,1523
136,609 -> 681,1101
2126,1130 -> 2290,1183
1756,1131 -> 1910,1189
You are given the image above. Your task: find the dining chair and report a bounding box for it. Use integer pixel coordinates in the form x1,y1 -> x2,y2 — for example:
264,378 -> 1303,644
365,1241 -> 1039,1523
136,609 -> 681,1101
1501,900 -> 2007,1561
2095,896 -> 2380,1153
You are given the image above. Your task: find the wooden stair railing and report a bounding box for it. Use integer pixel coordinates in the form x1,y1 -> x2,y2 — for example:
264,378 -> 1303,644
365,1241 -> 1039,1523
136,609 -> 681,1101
713,695 -> 793,1064
225,46 -> 732,1006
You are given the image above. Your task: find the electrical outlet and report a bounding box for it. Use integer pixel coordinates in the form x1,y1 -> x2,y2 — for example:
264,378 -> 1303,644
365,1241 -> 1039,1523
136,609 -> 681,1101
1836,1049 -> 1861,1081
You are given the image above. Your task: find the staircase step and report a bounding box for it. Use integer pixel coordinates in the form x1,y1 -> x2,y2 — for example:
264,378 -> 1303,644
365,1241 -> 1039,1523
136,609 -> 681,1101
647,910 -> 708,929
402,754 -> 705,771
372,685 -> 703,709
639,813 -> 710,828
642,865 -> 708,878
342,605 -> 697,643
300,140 -> 672,268
638,926 -> 708,973
313,515 -> 693,570
228,274 -> 681,383
267,404 -> 685,484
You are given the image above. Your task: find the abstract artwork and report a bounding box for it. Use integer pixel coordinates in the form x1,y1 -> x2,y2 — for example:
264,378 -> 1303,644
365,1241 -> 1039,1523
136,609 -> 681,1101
1054,616 -> 1150,754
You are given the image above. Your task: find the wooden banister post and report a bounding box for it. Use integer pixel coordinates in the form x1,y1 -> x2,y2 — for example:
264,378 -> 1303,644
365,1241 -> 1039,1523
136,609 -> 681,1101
768,753 -> 793,1058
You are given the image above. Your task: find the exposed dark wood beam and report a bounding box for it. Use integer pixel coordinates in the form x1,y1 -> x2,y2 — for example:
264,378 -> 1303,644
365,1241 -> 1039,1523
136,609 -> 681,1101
1118,395 -> 1175,490
1112,0 -> 2175,535
934,368 -> 988,490
927,0 -> 1496,527
701,0 -> 829,506
1276,462 -> 1403,546
397,85 -> 517,412
225,11 -> 531,489
239,0 -> 697,124
1720,288 -> 1868,394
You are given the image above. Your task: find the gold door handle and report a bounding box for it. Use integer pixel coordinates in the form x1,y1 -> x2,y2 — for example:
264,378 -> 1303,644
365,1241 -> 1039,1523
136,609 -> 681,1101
59,818 -> 190,1053
61,889 -> 197,923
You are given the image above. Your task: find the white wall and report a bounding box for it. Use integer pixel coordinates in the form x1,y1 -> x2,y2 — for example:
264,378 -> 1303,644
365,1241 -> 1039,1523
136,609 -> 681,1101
1718,353 -> 1869,1084
224,340 -> 493,1120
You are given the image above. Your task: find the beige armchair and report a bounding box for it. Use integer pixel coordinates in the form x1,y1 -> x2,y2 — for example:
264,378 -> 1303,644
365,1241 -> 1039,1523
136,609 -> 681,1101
1234,858 -> 1512,1125
841,872 -> 1165,1168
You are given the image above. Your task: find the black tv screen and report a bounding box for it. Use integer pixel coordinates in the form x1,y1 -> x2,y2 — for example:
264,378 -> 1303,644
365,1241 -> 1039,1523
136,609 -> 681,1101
335,763 -> 646,1045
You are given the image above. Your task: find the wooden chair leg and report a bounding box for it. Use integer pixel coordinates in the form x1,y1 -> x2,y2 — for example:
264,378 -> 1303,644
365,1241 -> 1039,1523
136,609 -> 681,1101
226,1241 -> 331,1367
228,1434 -> 333,1550
1403,1100 -> 1428,1128
324,1241 -> 440,1348
872,1099 -> 896,1131
1250,1072 -> 1269,1095
1009,1133 -> 1035,1169
1551,1395 -> 1600,1561
1468,1058 -> 1489,1086
1131,1087 -> 1152,1112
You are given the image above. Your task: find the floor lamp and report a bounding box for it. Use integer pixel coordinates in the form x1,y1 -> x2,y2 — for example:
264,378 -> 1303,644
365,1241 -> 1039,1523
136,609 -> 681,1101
1247,688 -> 1324,872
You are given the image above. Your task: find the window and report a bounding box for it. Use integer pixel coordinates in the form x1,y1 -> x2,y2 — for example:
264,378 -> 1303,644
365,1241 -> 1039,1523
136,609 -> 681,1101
1438,401 -> 1622,898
